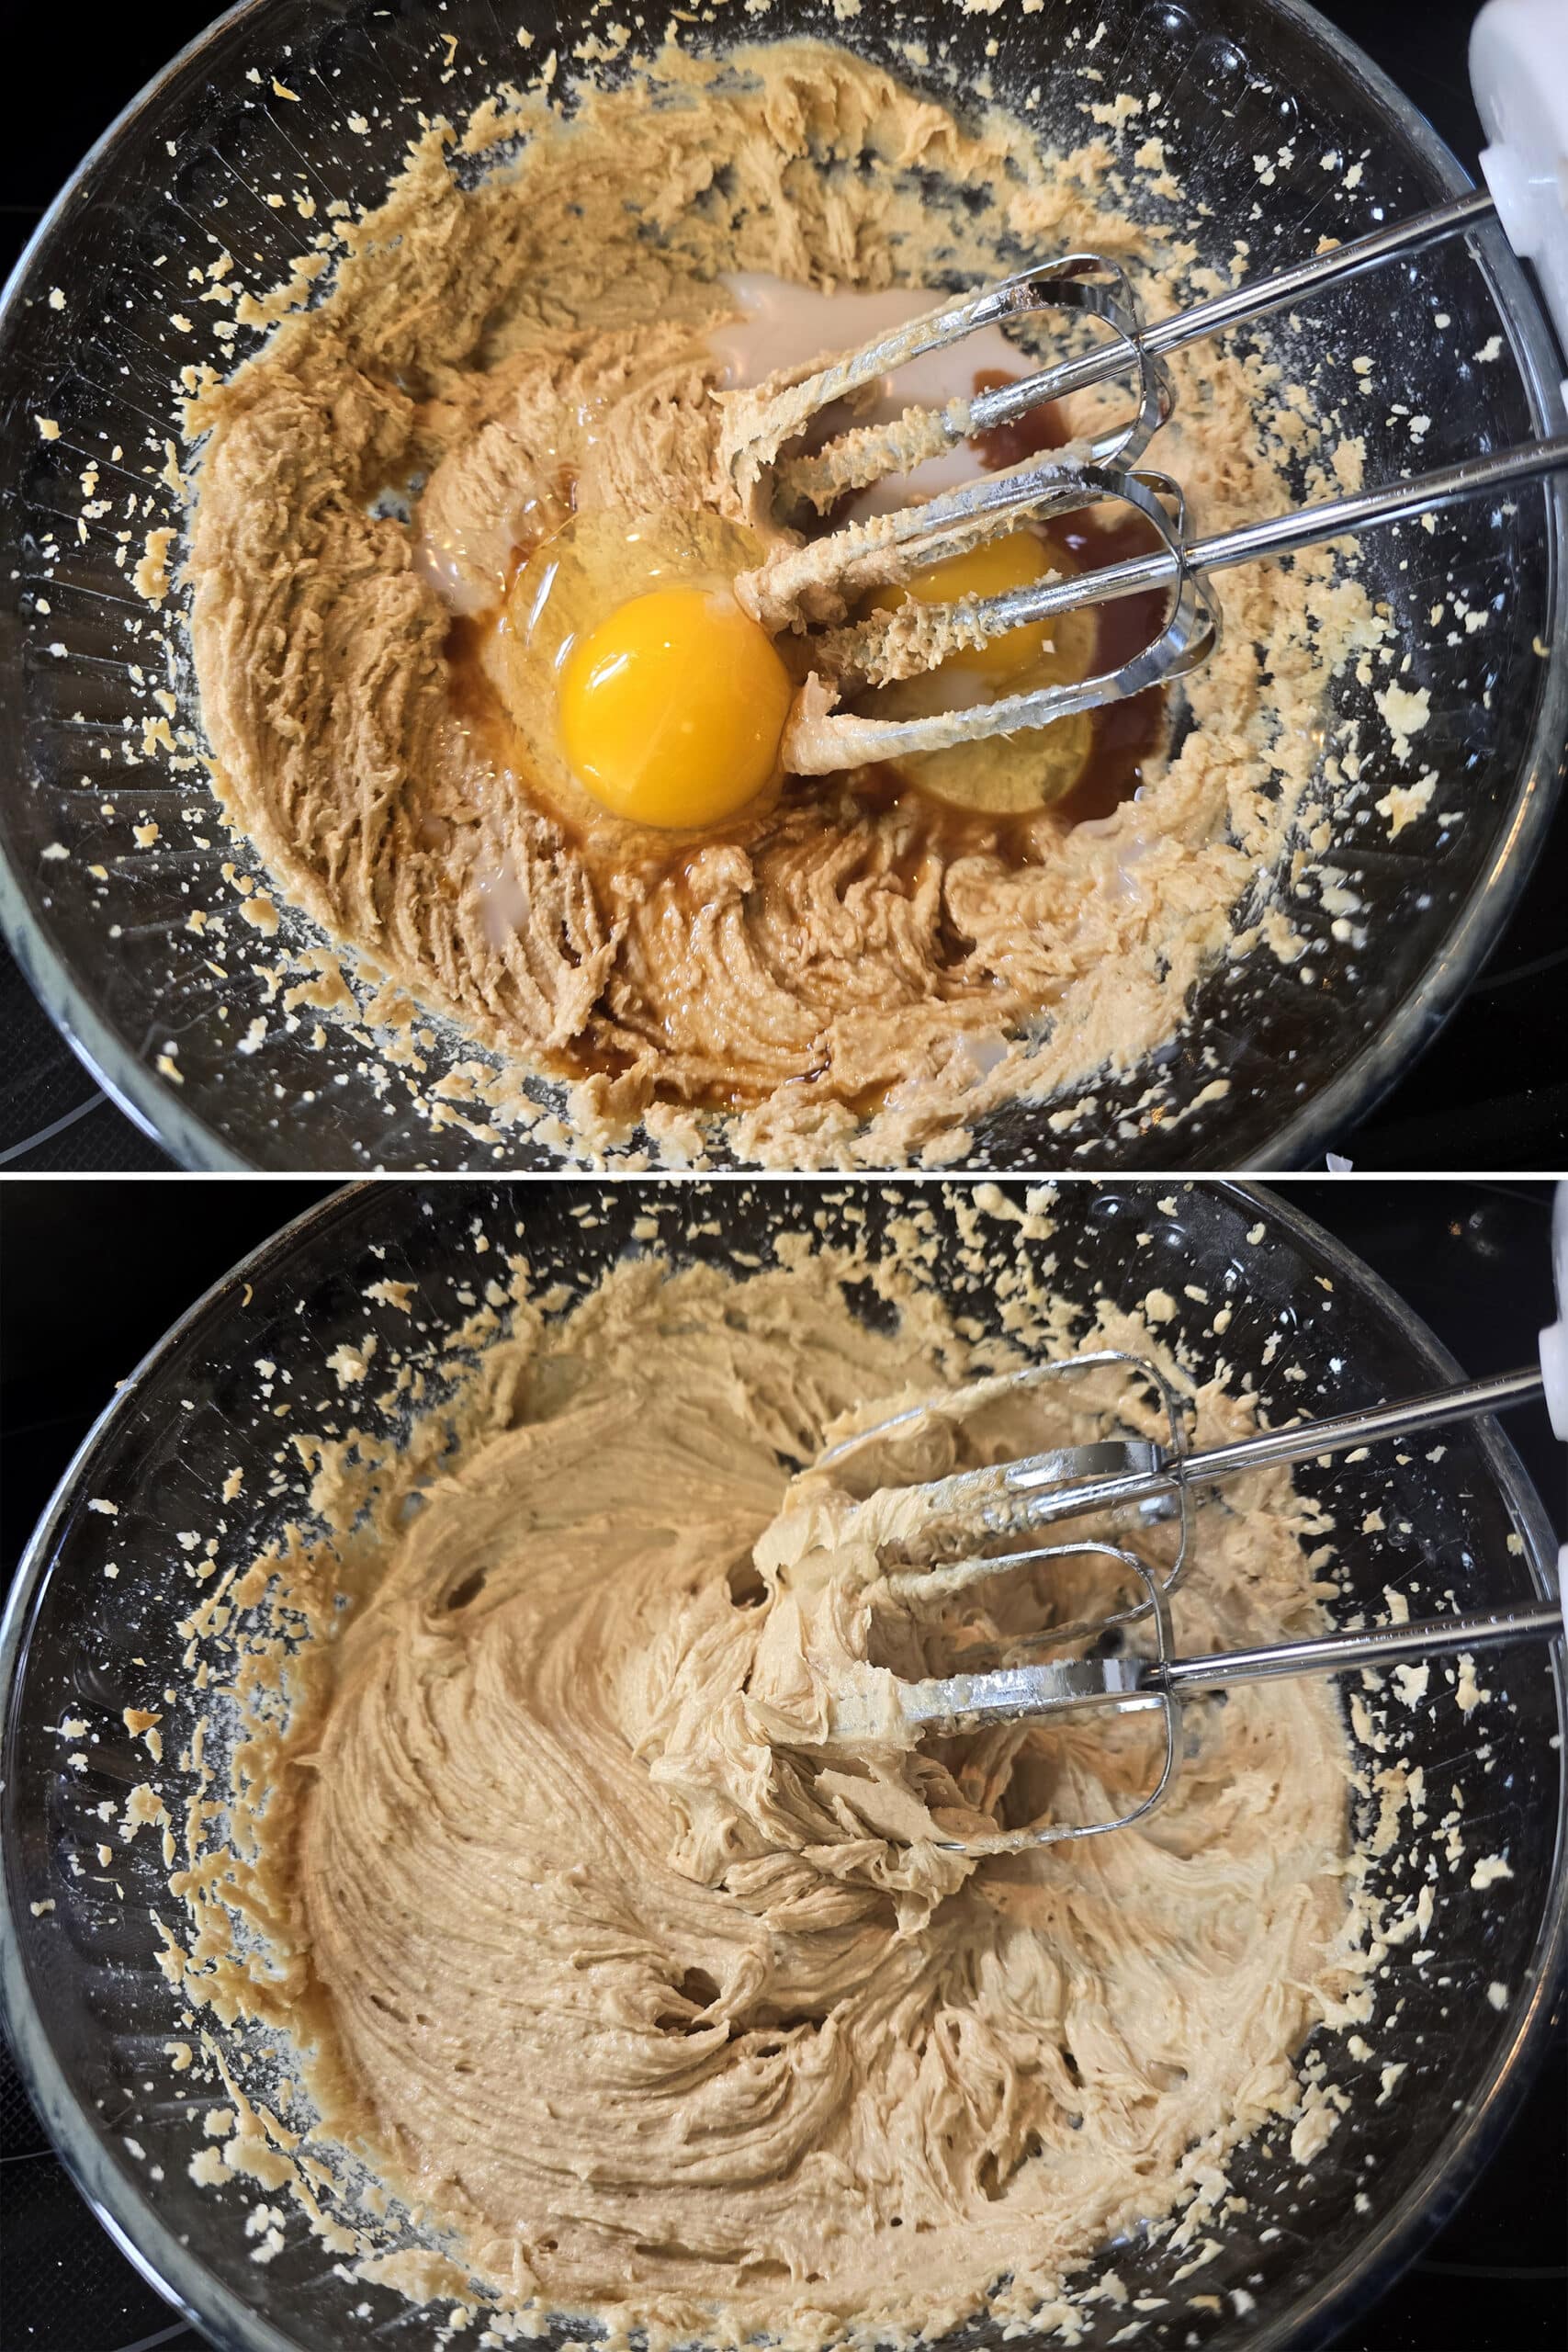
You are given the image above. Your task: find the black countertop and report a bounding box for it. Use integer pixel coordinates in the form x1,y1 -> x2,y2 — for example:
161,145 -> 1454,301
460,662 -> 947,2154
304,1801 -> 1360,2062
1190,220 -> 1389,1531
0,0 -> 1563,1172
1,1176 -> 1565,2351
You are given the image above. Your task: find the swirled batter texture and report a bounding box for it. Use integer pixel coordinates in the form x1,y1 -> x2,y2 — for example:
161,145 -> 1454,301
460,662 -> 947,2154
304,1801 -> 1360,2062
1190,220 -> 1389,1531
277,1254 -> 1358,2343
186,39 -> 1378,1168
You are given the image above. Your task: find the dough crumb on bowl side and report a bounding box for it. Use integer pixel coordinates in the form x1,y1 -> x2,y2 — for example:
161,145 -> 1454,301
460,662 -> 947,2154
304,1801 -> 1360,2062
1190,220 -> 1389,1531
176,34 -> 1385,1170
137,1212 -> 1400,2350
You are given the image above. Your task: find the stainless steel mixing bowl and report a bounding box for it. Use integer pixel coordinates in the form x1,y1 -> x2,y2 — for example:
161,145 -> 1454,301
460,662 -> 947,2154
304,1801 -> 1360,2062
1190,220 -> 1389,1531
1,1180 -> 1564,2352
0,1 -> 1563,1170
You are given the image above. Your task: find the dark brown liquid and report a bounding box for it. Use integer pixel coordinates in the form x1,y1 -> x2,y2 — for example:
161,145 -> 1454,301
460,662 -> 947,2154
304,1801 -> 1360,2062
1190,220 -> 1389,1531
444,607 -> 541,823
970,368 -> 1075,468
968,368 -> 1170,827
446,611 -> 495,703
1055,507 -> 1171,825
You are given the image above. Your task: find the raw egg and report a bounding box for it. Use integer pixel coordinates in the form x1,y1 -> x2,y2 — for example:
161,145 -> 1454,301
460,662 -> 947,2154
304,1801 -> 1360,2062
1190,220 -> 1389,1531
558,585 -> 793,828
502,508 -> 795,833
859,527 -> 1099,815
872,530 -> 1058,679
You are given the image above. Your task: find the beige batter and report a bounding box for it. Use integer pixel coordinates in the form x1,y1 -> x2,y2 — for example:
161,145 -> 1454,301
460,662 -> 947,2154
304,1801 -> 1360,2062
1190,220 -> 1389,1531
166,1243 -> 1365,2346
185,38 -> 1380,1169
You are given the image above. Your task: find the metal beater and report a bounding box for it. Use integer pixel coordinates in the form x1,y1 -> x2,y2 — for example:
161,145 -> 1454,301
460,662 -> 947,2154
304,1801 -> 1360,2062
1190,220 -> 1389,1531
721,189 -> 1568,775
817,1346 -> 1565,1853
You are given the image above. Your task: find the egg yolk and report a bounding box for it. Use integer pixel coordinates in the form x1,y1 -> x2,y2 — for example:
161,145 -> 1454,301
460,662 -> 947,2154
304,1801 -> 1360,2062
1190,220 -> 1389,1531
558,584 -> 794,828
874,529 -> 1058,678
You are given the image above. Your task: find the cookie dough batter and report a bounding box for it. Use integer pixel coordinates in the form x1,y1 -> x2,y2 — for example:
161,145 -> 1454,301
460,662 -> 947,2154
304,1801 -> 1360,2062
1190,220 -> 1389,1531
206,1250 -> 1358,2345
186,39 -> 1376,1168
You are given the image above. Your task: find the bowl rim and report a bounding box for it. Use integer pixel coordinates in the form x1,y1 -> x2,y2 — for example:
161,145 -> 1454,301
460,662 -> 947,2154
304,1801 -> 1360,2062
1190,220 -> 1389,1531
0,0 -> 1564,1171
1,1175 -> 1565,2352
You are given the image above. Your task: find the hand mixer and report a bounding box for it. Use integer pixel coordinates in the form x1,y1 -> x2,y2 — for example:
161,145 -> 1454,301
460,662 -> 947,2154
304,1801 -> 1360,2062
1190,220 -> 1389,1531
821,1189 -> 1568,1854
724,0 -> 1568,775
